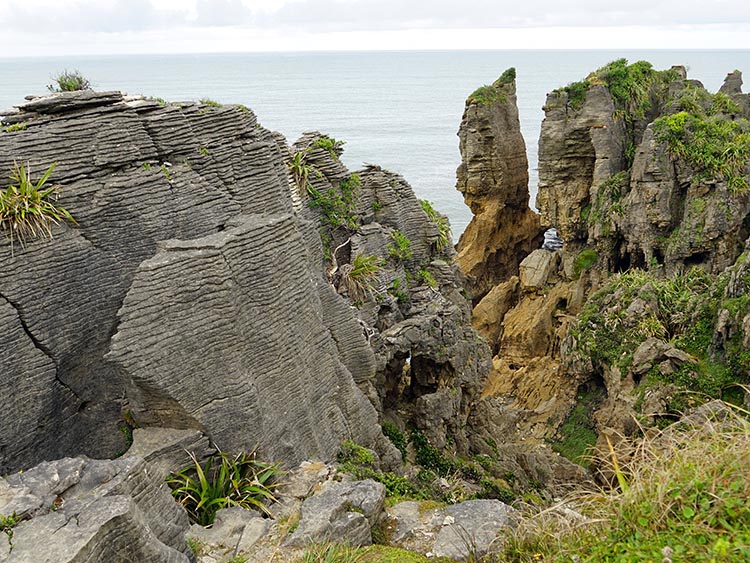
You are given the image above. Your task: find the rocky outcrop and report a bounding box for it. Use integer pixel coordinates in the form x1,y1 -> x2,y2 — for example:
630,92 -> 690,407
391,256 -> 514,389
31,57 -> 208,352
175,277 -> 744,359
0,88 -> 489,484
0,428 -> 206,562
461,61 -> 750,474
537,85 -> 626,243
455,70 -> 541,301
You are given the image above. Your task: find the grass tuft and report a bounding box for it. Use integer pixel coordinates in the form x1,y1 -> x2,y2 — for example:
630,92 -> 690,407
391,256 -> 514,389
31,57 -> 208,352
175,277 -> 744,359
0,161 -> 76,251
47,69 -> 91,92
166,450 -> 281,526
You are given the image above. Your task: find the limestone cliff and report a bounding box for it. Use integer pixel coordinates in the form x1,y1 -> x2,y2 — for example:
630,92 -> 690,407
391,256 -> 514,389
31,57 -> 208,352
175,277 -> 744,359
464,61 -> 750,467
0,90 -> 486,476
455,68 -> 541,302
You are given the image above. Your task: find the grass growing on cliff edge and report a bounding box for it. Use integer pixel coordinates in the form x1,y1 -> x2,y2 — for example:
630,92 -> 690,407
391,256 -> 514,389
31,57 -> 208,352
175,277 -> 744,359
653,109 -> 750,192
0,161 -> 76,250
47,69 -> 91,92
504,405 -> 750,562
467,67 -> 515,106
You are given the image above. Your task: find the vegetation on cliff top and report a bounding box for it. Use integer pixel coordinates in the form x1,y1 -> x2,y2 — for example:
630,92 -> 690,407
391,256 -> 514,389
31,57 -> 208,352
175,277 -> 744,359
47,69 -> 91,92
653,103 -> 750,192
467,67 -> 516,106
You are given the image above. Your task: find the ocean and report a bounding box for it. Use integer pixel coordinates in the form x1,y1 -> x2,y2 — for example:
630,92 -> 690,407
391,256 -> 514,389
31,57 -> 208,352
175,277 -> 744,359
1,50 -> 748,236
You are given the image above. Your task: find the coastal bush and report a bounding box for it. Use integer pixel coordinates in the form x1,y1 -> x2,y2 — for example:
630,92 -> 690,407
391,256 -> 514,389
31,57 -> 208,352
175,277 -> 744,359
199,98 -> 223,108
308,173 -> 360,231
387,229 -> 412,261
0,161 -> 76,250
313,135 -> 345,158
503,406 -> 750,562
573,249 -> 599,278
166,450 -> 281,526
419,199 -> 451,252
381,421 -> 407,459
47,69 -> 91,92
653,110 -> 750,192
467,68 -> 515,106
3,122 -> 26,133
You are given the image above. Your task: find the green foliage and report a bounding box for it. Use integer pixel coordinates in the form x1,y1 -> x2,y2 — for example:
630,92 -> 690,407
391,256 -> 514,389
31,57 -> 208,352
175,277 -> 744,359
551,387 -> 604,466
416,268 -> 438,288
1,512 -> 19,544
160,164 -> 172,182
387,229 -> 413,261
0,161 -> 76,250
419,199 -> 452,252
141,162 -> 152,171
498,66 -> 516,84
388,277 -> 410,304
573,249 -> 599,278
467,68 -> 515,106
3,122 -> 26,133
296,543 -> 456,563
313,135 -> 346,158
559,80 -> 590,110
381,422 -> 408,460
340,253 -> 383,302
47,69 -> 91,92
572,267 -> 749,404
653,110 -> 750,192
504,408 -> 750,562
198,147 -> 210,156
337,440 -> 376,467
308,173 -> 360,231
297,543 -> 363,563
410,429 -> 457,476
199,98 -> 223,108
166,450 -> 281,526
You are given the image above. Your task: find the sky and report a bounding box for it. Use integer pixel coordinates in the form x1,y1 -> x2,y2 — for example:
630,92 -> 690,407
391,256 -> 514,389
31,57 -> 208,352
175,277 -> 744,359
1,0 -> 748,56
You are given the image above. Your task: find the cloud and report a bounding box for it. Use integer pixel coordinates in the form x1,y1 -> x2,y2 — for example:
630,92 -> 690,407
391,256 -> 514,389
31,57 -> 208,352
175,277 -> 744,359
257,0 -> 750,31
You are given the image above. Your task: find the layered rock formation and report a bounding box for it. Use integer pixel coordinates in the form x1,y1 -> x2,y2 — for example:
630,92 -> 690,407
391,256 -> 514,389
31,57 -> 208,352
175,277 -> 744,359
0,90 -> 486,479
465,61 -> 750,464
455,69 -> 541,301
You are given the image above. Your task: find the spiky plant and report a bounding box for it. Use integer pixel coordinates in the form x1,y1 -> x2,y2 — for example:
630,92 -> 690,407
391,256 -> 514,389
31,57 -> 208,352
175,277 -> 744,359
0,161 -> 76,251
166,450 -> 281,526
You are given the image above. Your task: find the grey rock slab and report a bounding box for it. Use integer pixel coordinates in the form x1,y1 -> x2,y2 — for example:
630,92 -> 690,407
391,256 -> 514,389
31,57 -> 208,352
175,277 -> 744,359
433,500 -> 518,561
0,456 -> 193,563
287,479 -> 385,547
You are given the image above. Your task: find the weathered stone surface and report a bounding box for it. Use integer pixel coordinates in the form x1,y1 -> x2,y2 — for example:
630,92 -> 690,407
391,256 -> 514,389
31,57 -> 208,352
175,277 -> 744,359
107,215 -> 380,466
286,479 -> 385,547
631,337 -> 696,377
537,85 -> 626,243
186,507 -> 272,560
519,249 -> 560,291
455,75 -> 541,300
387,499 -> 517,562
472,277 -> 520,350
0,456 -> 192,563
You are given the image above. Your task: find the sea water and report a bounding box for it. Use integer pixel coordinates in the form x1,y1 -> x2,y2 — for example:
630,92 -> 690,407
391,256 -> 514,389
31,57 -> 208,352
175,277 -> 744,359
1,50 -> 747,235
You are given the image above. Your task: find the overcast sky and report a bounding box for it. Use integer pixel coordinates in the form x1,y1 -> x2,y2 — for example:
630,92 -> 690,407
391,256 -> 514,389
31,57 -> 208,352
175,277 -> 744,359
1,0 -> 748,56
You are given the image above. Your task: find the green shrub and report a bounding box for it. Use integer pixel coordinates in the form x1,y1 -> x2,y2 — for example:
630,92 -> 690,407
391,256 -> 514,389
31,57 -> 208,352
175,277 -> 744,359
337,440 -> 376,467
467,84 -> 508,106
0,161 -> 76,250
419,199 -> 451,252
308,173 -> 360,230
0,512 -> 19,544
410,429 -> 456,476
199,98 -> 223,108
313,135 -> 345,158
653,110 -> 750,192
416,268 -> 438,288
387,229 -> 412,261
573,249 -> 599,278
559,80 -> 590,110
3,122 -> 26,133
166,450 -> 281,526
382,421 -> 407,459
47,69 -> 91,92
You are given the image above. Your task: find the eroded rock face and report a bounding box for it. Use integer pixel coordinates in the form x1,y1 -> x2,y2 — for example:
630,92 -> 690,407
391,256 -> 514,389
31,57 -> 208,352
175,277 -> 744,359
0,90 -> 487,476
0,455 -> 193,563
455,73 -> 541,301
537,85 -> 626,243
